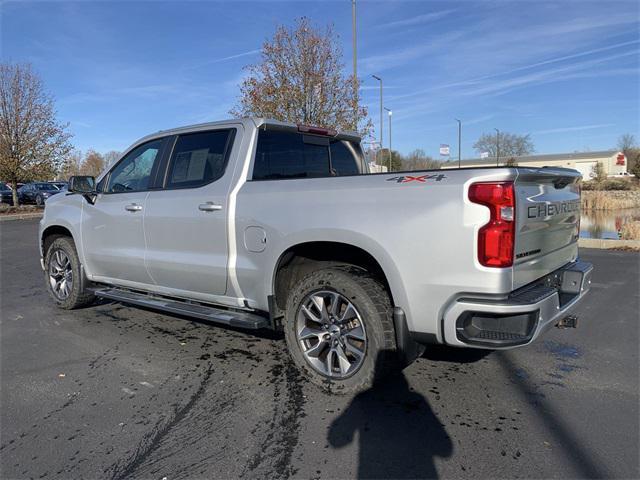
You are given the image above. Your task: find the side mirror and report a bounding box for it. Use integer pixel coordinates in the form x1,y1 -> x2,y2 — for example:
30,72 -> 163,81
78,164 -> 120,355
68,176 -> 96,194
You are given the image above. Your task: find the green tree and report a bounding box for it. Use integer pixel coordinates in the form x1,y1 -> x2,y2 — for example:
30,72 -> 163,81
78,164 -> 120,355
593,162 -> 607,184
0,63 -> 72,205
376,148 -> 402,171
231,17 -> 371,135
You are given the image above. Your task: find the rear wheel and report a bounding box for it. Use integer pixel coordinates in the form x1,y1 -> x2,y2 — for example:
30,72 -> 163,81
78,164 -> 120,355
44,237 -> 95,309
283,266 -> 399,394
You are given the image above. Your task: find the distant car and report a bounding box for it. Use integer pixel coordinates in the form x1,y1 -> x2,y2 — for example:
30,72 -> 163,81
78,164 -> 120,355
17,182 -> 62,206
0,182 -> 14,205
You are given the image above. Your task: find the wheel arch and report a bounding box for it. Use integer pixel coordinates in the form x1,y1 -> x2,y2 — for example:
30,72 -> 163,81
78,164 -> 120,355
41,225 -> 75,258
271,240 -> 405,313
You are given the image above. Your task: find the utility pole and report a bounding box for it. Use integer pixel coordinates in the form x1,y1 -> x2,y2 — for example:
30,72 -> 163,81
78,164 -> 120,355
494,128 -> 500,167
455,118 -> 461,168
385,107 -> 392,171
351,0 -> 358,130
371,75 -> 383,167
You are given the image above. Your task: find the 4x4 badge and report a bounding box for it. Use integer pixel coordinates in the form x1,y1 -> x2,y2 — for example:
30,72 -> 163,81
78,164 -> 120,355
386,174 -> 446,183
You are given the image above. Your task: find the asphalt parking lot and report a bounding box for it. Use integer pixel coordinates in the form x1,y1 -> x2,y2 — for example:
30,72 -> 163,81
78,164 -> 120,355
1,219 -> 638,479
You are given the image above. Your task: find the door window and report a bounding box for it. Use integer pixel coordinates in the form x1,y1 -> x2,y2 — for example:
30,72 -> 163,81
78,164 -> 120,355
165,129 -> 235,189
106,139 -> 163,193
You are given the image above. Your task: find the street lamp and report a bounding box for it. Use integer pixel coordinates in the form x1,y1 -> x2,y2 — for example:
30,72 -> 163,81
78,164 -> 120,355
371,75 -> 383,166
351,0 -> 358,129
385,107 -> 392,171
455,118 -> 461,168
494,128 -> 500,167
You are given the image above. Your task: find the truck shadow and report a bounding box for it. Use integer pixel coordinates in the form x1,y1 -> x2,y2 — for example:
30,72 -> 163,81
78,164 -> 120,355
421,344 -> 492,363
328,352 -> 453,479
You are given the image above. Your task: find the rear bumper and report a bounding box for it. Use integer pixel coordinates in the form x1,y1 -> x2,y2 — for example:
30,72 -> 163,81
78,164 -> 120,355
439,259 -> 593,349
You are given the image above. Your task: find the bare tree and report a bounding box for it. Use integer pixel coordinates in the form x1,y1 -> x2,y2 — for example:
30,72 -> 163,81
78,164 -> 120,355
58,149 -> 83,180
617,134 -> 640,179
402,149 -> 441,171
473,132 -> 534,160
0,63 -> 73,205
231,17 -> 371,135
617,133 -> 636,154
103,150 -> 121,168
80,150 -> 105,177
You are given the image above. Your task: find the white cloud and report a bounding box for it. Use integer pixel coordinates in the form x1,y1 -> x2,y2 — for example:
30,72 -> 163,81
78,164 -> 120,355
532,124 -> 616,135
380,10 -> 456,29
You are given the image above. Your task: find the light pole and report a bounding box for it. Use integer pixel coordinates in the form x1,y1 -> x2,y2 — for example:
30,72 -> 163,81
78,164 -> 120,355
455,118 -> 461,168
371,75 -> 383,166
351,0 -> 358,129
494,128 -> 500,167
385,107 -> 392,171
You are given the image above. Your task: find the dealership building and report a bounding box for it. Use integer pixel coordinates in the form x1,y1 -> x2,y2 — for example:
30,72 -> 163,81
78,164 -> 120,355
441,150 -> 628,179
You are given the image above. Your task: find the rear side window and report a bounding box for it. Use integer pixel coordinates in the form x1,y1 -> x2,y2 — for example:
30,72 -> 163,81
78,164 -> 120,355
252,130 -> 363,180
166,129 -> 235,189
330,140 -> 361,176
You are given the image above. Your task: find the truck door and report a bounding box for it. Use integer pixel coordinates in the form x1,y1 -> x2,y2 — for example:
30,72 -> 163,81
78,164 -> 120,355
143,127 -> 239,298
81,138 -> 167,286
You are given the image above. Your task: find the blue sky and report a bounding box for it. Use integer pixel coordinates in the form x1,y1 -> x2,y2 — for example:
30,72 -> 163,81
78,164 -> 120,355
3,0 -> 639,158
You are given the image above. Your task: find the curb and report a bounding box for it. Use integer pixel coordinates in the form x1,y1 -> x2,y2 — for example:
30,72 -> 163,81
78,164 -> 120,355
579,238 -> 640,250
0,212 -> 43,222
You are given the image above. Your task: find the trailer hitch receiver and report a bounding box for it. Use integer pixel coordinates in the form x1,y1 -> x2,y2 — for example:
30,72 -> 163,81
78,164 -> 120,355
556,315 -> 578,329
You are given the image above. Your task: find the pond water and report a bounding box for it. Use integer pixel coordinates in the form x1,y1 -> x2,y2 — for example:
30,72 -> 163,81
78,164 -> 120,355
580,208 -> 640,239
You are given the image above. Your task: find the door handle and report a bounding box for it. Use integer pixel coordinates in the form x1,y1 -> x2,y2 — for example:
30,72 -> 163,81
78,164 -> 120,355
125,203 -> 143,212
198,202 -> 222,212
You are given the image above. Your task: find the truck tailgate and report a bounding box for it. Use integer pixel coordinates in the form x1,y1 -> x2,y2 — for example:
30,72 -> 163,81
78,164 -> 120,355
513,167 -> 581,289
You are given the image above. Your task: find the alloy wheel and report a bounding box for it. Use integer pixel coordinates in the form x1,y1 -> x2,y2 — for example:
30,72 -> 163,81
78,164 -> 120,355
48,249 -> 73,300
296,290 -> 367,379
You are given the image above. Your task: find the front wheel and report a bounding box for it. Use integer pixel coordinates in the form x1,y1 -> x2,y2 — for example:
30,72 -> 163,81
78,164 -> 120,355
283,266 -> 400,394
35,194 -> 43,206
44,237 -> 95,309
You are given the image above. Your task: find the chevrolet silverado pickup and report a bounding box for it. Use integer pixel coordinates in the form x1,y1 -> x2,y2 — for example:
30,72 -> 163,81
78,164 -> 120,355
39,117 -> 593,393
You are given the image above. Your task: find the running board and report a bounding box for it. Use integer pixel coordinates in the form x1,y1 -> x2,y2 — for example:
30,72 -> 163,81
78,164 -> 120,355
91,287 -> 269,329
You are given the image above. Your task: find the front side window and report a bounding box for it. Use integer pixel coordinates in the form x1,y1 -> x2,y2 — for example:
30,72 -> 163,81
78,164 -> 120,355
252,130 -> 363,180
106,139 -> 162,193
36,183 -> 58,191
166,129 -> 234,188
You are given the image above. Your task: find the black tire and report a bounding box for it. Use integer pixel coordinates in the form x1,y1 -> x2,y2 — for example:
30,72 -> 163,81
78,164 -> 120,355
283,266 -> 400,394
44,236 -> 95,309
35,194 -> 43,206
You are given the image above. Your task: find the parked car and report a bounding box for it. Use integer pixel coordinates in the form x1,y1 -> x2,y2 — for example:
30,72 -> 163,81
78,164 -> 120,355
51,181 -> 68,190
38,118 -> 593,393
0,182 -> 14,205
18,182 -> 62,206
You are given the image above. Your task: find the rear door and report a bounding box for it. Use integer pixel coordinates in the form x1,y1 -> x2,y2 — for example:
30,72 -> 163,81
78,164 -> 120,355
513,167 -> 582,288
143,126 -> 238,297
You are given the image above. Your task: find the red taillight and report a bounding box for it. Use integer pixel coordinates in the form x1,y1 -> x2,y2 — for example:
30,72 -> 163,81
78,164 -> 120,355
469,181 -> 515,268
297,124 -> 337,136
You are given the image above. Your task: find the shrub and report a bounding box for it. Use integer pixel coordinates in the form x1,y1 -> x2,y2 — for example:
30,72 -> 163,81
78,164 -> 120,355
620,221 -> 640,241
601,179 -> 632,191
581,179 -> 633,191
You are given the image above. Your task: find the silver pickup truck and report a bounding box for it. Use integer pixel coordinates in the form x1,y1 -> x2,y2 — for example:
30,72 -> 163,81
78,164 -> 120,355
39,117 -> 593,393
